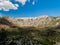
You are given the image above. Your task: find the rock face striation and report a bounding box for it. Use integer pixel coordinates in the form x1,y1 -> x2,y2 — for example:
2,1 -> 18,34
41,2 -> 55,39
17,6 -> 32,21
0,15 -> 60,29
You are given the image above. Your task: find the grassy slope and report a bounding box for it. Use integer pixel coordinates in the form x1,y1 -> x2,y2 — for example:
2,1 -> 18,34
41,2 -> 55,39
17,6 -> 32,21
0,26 -> 60,45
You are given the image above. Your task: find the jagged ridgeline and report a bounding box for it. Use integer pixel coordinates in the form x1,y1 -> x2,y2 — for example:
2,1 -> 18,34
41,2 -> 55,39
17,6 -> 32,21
0,16 -> 60,45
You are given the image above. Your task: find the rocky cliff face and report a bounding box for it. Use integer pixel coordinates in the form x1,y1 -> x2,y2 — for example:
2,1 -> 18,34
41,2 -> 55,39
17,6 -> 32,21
0,16 -> 60,29
14,15 -> 60,28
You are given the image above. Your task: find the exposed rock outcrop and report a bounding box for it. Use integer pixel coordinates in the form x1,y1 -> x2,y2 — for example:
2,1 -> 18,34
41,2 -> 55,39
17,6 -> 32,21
0,16 -> 60,29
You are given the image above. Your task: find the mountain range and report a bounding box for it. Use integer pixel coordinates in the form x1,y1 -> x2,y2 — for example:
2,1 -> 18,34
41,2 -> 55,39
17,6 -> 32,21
0,15 -> 60,29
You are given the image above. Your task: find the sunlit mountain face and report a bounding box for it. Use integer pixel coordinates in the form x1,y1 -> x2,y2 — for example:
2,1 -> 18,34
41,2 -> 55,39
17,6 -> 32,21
0,15 -> 60,28
0,15 -> 50,29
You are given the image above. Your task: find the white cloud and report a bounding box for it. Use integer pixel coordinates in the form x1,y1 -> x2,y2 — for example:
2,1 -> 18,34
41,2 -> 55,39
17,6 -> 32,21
16,0 -> 27,5
32,1 -> 35,5
0,0 -> 19,11
0,0 -> 36,11
15,0 -> 36,5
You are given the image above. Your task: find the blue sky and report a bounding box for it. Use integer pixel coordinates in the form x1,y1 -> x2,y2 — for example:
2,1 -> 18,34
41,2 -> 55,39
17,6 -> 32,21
0,0 -> 60,18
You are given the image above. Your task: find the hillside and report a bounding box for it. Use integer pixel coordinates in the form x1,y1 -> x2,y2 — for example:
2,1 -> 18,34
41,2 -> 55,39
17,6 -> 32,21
0,16 -> 60,29
0,16 -> 60,45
